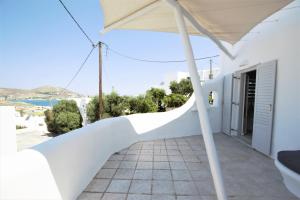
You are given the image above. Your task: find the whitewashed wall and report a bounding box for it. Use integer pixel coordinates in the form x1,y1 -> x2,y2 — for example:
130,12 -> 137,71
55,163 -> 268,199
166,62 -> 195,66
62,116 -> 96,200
0,79 -> 223,200
220,1 -> 300,157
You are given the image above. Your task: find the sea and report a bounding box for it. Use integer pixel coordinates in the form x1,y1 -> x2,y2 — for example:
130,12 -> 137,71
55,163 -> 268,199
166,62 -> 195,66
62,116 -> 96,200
13,99 -> 59,107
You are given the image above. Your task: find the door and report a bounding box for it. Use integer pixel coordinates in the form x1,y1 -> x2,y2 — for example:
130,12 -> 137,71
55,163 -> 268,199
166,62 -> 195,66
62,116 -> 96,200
231,72 -> 241,136
252,60 -> 277,155
222,74 -> 233,135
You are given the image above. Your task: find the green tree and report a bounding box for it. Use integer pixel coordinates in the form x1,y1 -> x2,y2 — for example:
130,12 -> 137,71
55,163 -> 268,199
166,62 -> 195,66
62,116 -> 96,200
44,109 -> 55,133
44,100 -> 82,135
104,91 -> 127,117
163,94 -> 187,108
86,96 -> 100,123
146,88 -> 166,112
129,95 -> 157,113
169,77 -> 193,97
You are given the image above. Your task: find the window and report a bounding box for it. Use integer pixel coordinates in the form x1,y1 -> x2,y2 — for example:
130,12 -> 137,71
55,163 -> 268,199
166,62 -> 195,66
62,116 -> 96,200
208,91 -> 218,107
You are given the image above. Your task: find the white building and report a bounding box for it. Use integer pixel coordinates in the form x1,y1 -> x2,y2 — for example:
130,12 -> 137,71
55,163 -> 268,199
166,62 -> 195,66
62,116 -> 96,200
160,68 -> 221,93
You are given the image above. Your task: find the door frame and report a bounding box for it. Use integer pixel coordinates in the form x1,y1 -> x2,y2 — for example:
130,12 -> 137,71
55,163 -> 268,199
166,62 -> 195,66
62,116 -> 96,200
232,64 -> 259,137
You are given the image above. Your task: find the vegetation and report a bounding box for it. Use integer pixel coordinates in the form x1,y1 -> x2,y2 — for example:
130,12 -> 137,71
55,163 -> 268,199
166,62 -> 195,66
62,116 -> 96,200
44,100 -> 82,135
44,77 -> 193,135
16,125 -> 26,130
87,77 -> 193,122
169,77 -> 193,97
163,93 -> 188,108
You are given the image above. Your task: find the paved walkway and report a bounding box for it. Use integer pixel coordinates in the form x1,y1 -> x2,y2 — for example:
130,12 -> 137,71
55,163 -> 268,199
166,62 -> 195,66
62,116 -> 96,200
17,129 -> 51,151
78,133 -> 298,200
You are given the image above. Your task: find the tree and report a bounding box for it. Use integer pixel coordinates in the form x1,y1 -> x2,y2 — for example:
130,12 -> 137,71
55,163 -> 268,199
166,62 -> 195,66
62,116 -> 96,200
44,100 -> 82,135
44,109 -> 55,133
169,77 -> 193,97
87,91 -> 129,122
87,96 -> 100,123
163,93 -> 187,108
146,88 -> 166,112
129,95 -> 157,114
103,91 -> 127,117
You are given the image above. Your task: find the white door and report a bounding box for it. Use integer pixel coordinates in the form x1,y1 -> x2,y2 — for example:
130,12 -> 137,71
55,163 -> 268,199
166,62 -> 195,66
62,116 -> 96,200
222,74 -> 233,135
230,72 -> 241,136
252,60 -> 277,155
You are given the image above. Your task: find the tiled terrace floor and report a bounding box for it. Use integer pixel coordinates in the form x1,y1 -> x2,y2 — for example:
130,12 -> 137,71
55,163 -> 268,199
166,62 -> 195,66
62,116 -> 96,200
78,133 -> 299,200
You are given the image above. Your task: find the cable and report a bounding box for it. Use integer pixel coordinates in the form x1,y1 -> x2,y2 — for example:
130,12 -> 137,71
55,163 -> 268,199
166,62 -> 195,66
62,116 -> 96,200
103,44 -> 219,63
58,0 -> 96,46
63,45 -> 97,92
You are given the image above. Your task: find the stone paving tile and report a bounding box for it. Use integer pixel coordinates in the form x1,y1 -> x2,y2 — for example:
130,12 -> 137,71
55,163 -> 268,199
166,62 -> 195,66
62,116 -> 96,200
114,169 -> 135,179
151,194 -> 176,200
172,170 -> 192,180
190,169 -> 211,180
152,180 -> 175,194
102,161 -> 121,169
101,193 -> 127,200
127,194 -> 151,200
80,134 -> 298,200
77,192 -> 102,200
153,161 -> 170,169
153,169 -> 172,180
124,154 -> 139,161
119,161 -> 137,169
133,169 -> 152,180
139,155 -> 153,162
170,161 -> 187,170
136,161 -> 153,169
109,154 -> 125,161
107,179 -> 131,193
96,168 -> 116,179
129,180 -> 152,194
85,179 -> 110,192
177,196 -> 201,200
174,181 -> 199,195
154,155 -> 168,162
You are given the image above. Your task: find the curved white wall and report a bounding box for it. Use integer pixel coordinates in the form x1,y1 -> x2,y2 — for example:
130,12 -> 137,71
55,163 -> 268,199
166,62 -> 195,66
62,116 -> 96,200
0,79 -> 223,200
220,1 -> 300,157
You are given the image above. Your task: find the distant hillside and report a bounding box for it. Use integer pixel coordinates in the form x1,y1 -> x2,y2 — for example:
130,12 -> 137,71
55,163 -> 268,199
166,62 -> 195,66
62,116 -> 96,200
0,86 -> 83,100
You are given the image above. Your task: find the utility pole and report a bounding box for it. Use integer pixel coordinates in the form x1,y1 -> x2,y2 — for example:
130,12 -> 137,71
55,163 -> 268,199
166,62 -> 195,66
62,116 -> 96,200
209,59 -> 213,80
98,42 -> 103,119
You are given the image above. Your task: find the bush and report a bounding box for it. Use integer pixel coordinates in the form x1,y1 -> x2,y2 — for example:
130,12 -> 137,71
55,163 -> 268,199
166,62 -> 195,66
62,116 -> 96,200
87,96 -> 100,123
44,100 -> 82,135
163,93 -> 188,108
146,88 -> 166,112
129,95 -> 157,113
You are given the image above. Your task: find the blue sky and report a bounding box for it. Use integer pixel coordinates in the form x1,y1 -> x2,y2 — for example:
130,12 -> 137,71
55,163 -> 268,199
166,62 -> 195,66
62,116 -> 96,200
0,0 -> 220,96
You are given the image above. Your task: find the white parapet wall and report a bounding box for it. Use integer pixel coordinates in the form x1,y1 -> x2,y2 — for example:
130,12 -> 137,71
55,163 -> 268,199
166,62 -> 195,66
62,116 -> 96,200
0,78 -> 223,200
0,106 -> 17,156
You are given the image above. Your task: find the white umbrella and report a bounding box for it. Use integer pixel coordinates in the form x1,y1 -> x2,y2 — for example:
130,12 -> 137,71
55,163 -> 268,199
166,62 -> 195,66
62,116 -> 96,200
99,0 -> 293,199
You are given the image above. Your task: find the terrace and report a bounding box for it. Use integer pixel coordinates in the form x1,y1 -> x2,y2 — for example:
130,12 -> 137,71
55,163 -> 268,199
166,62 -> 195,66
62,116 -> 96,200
79,134 -> 296,200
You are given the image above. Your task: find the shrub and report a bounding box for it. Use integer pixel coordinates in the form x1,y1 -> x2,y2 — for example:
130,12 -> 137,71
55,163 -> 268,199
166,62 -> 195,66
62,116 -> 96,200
129,95 -> 158,113
163,93 -> 188,108
146,88 -> 166,112
44,100 -> 82,135
87,96 -> 100,123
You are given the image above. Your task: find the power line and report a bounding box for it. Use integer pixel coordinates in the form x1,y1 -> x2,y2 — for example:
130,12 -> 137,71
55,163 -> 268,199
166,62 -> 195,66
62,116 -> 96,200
58,0 -> 96,46
63,45 -> 97,91
103,44 -> 219,63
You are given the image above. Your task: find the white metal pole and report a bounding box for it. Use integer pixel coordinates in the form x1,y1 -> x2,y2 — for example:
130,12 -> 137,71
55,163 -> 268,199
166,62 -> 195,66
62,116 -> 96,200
168,1 -> 227,200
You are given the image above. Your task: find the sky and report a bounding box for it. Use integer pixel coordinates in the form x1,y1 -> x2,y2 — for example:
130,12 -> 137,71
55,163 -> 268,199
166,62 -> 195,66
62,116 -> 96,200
0,0 -> 220,96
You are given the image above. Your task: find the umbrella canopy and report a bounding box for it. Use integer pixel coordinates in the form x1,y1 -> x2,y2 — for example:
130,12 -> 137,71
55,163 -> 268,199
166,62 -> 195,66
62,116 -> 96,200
100,0 -> 292,44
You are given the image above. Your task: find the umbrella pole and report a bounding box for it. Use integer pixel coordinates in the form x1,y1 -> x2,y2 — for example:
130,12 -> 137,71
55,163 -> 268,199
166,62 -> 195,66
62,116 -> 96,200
168,1 -> 227,200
